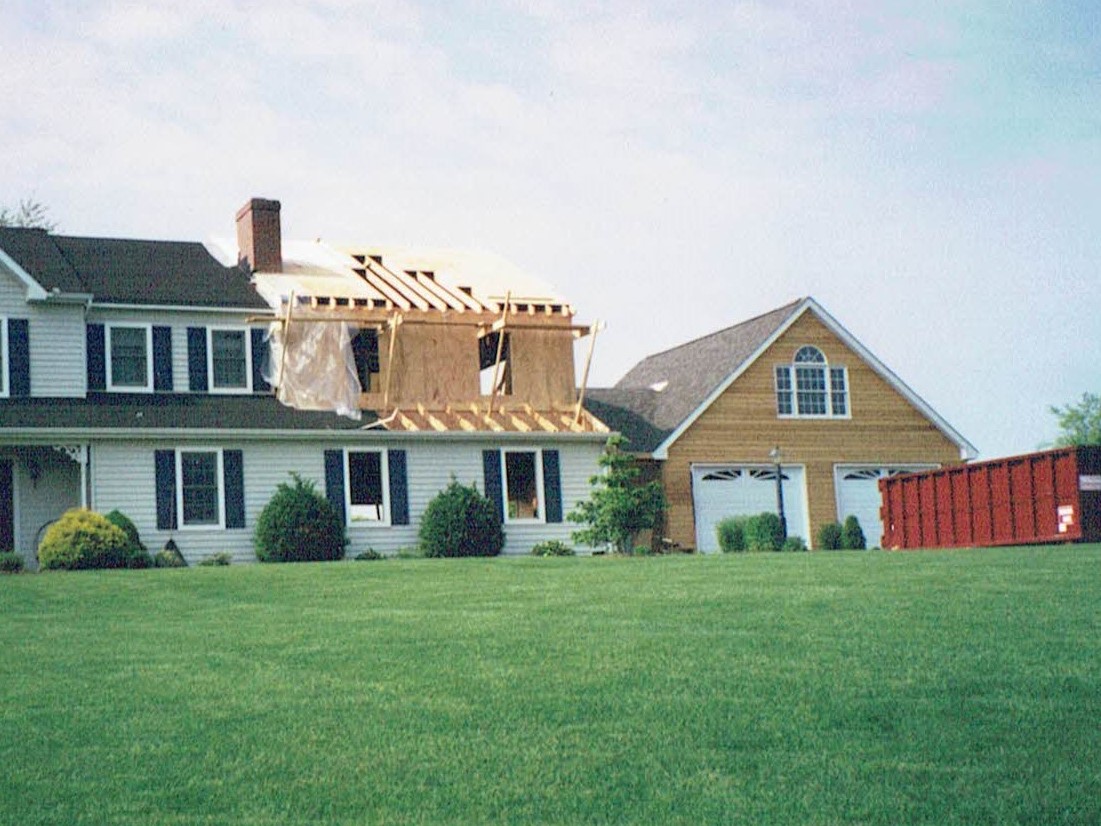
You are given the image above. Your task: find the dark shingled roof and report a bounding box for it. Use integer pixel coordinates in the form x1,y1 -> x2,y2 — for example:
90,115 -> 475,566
584,299 -> 805,452
0,227 -> 268,309
0,394 -> 375,431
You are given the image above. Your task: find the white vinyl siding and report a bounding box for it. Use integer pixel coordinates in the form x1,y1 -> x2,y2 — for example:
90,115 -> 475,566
0,273 -> 86,397
90,438 -> 604,563
0,316 -> 7,398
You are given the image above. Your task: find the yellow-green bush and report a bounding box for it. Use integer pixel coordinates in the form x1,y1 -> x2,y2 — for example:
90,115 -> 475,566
38,509 -> 133,570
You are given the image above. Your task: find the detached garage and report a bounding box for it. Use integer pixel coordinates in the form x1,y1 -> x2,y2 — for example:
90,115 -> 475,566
834,465 -> 938,548
692,464 -> 809,552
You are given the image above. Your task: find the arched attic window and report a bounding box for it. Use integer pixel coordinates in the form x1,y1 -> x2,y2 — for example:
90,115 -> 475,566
774,345 -> 849,417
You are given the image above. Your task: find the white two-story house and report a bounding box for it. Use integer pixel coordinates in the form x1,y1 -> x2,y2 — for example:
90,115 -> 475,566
0,199 -> 607,565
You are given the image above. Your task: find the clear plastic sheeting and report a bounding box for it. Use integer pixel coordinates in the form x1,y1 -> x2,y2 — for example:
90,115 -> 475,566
262,319 -> 362,420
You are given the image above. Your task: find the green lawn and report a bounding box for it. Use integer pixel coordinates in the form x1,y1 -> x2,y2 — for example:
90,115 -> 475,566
2,547 -> 1099,825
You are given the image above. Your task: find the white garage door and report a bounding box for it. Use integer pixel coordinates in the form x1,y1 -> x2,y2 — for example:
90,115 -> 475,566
692,465 -> 808,552
834,465 -> 938,548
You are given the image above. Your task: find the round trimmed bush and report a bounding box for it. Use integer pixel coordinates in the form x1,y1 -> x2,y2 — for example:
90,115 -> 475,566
744,512 -> 784,552
419,480 -> 504,558
254,474 -> 346,562
38,509 -> 132,570
781,536 -> 808,552
104,509 -> 152,568
716,516 -> 748,552
0,552 -> 24,573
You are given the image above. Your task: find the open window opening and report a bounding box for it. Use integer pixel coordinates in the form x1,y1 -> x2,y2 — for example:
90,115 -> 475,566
351,328 -> 380,393
479,331 -> 512,396
347,449 -> 388,523
504,449 -> 542,521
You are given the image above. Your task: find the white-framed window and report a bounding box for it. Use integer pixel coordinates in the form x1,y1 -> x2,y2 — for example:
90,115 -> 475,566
503,448 -> 544,523
0,317 -> 8,398
775,345 -> 849,418
176,448 -> 225,529
345,449 -> 390,525
107,324 -> 153,391
207,327 -> 252,393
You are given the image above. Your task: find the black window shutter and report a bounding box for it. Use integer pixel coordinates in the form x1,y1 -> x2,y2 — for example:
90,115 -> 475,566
251,328 -> 270,393
187,327 -> 208,392
154,450 -> 177,530
482,449 -> 504,521
324,449 -> 346,525
152,326 -> 173,392
542,449 -> 563,523
388,449 -> 409,525
8,319 -> 30,397
223,449 -> 245,529
86,324 -> 106,391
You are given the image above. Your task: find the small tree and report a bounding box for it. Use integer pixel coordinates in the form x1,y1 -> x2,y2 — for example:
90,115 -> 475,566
569,435 -> 665,554
419,480 -> 504,558
0,198 -> 57,230
1050,393 -> 1101,446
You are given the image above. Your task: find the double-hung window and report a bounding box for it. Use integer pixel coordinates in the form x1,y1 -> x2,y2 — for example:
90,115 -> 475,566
503,449 -> 544,522
107,324 -> 153,391
775,346 -> 849,418
208,328 -> 252,392
346,449 -> 389,524
177,449 -> 224,528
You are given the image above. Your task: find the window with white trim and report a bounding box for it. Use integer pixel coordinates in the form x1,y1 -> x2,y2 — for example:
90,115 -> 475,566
346,449 -> 389,524
503,449 -> 544,522
0,317 -> 8,398
208,327 -> 252,392
775,346 -> 849,418
107,324 -> 153,391
177,449 -> 224,528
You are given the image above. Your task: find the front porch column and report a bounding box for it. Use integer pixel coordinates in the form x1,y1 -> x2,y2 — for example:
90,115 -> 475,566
51,445 -> 89,508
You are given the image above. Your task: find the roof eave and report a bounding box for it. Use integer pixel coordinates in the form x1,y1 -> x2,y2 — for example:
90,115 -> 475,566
0,246 -> 49,301
651,297 -> 978,461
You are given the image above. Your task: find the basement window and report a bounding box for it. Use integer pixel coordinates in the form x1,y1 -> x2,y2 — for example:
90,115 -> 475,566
351,328 -> 380,393
503,449 -> 543,522
479,331 -> 512,396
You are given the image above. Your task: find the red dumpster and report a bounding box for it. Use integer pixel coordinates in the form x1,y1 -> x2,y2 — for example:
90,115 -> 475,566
879,445 -> 1101,549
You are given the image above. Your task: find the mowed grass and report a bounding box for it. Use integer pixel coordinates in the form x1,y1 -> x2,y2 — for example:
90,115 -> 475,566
1,547 -> 1099,825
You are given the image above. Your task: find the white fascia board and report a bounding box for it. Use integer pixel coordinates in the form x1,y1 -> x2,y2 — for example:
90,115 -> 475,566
0,428 -> 611,444
652,297 -> 978,461
804,298 -> 978,460
651,300 -> 812,460
0,246 -> 48,300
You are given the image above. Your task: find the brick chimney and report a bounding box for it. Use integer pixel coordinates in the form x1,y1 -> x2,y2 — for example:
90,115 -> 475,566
235,198 -> 282,273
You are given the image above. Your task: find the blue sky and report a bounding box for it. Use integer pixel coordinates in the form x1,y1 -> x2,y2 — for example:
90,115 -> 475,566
3,0 -> 1099,457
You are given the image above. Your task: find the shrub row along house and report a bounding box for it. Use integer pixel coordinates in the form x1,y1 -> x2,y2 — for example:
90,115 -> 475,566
0,199 -> 608,565
585,298 -> 977,550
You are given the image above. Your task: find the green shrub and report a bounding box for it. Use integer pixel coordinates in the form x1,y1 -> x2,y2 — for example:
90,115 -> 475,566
781,536 -> 808,552
395,546 -> 424,559
716,516 -> 748,552
531,540 -> 575,557
254,474 -> 346,563
154,539 -> 187,568
38,509 -> 132,570
842,515 -> 867,550
0,552 -> 24,573
817,521 -> 843,550
198,552 -> 232,566
354,548 -> 385,561
103,509 -> 152,568
744,512 -> 784,552
419,480 -> 504,558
